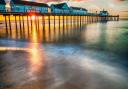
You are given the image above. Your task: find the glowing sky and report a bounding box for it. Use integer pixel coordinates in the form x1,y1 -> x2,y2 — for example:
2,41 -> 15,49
24,0 -> 128,18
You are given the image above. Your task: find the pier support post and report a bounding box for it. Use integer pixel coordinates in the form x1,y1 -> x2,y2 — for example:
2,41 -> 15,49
19,15 -> 23,37
87,16 -> 89,23
37,16 -> 40,32
48,15 -> 51,38
73,15 -> 75,28
80,15 -> 82,27
70,15 -> 72,28
34,16 -> 37,32
58,15 -> 61,35
26,15 -> 29,37
8,15 -> 12,36
42,15 -> 45,42
84,16 -> 85,23
14,15 -> 18,38
22,15 -> 25,38
62,15 -> 65,36
66,15 -> 68,31
117,15 -> 119,21
4,15 -> 8,36
54,15 -> 55,33
30,16 -> 33,34
76,15 -> 78,32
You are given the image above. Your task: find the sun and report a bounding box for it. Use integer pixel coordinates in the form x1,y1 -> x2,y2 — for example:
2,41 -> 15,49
31,15 -> 36,20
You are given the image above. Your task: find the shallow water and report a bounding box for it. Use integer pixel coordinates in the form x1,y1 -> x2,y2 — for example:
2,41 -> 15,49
0,20 -> 128,89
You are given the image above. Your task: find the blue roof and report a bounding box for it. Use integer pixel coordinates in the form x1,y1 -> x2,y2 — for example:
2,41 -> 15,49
71,7 -> 87,11
11,0 -> 49,7
51,3 -> 69,9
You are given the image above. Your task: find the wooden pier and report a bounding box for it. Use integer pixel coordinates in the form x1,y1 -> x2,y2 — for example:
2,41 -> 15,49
0,12 -> 119,42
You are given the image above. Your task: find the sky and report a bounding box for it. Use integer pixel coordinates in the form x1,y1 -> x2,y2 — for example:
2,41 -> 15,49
20,0 -> 128,18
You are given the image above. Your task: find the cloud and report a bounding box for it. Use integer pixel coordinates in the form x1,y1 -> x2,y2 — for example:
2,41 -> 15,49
122,10 -> 128,12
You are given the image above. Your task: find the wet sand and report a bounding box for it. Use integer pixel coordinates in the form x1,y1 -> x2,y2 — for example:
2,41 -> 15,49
0,44 -> 128,89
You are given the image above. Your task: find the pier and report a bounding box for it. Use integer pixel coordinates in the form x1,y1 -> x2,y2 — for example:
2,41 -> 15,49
0,12 -> 119,42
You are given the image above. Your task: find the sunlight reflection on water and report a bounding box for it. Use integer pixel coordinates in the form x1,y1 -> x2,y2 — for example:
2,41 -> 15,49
27,25 -> 45,79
